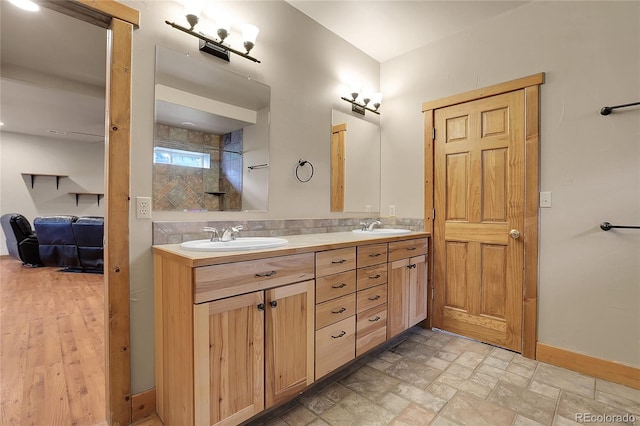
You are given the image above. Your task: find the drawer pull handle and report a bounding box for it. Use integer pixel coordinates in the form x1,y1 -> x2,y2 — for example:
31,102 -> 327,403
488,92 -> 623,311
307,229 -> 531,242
332,307 -> 347,314
368,253 -> 381,257
270,300 -> 278,308
255,270 -> 277,277
369,316 -> 381,322
331,259 -> 347,264
407,247 -> 417,251
368,295 -> 381,301
257,303 -> 265,311
331,331 -> 346,339
331,283 -> 347,289
369,274 -> 381,279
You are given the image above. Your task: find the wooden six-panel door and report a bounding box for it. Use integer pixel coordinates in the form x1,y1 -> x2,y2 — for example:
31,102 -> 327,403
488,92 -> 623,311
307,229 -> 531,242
433,90 -> 525,351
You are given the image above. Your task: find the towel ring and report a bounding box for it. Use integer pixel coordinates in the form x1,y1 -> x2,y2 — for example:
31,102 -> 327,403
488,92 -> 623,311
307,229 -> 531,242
295,159 -> 314,183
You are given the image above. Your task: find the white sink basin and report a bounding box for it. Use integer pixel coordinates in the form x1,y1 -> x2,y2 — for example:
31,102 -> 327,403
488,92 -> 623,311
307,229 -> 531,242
352,228 -> 411,235
180,237 -> 289,252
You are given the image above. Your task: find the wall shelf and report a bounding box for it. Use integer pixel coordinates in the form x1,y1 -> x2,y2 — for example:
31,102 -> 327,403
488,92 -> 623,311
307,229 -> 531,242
22,173 -> 69,189
70,192 -> 104,206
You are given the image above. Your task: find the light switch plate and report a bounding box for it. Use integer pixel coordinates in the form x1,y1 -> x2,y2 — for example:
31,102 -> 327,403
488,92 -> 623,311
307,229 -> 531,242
540,192 -> 552,208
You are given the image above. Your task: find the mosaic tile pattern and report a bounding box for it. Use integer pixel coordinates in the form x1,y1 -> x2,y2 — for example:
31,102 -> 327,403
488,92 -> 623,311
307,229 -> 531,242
244,327 -> 639,426
152,217 -> 425,245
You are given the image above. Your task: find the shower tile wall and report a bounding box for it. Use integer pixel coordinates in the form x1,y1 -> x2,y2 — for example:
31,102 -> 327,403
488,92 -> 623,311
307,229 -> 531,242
153,124 -> 242,212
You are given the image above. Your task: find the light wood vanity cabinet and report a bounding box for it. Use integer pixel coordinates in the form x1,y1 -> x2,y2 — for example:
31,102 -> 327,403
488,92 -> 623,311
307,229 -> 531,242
387,239 -> 428,339
154,233 -> 428,426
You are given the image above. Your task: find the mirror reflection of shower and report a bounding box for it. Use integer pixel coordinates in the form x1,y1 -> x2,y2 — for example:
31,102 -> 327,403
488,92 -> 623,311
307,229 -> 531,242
153,45 -> 270,212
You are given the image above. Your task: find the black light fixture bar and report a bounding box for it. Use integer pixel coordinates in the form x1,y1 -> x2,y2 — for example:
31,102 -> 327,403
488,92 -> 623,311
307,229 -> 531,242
165,20 -> 261,63
341,97 -> 380,115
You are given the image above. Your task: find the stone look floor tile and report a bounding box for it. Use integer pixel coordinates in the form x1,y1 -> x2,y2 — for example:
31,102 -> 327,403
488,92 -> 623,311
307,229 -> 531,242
390,402 -> 437,426
385,359 -> 442,388
434,373 -> 493,399
339,365 -> 400,402
533,364 -> 595,399
529,380 -> 561,400
488,381 -> 557,425
439,391 -> 517,426
557,391 -> 636,424
297,392 -> 336,415
390,382 -> 448,413
378,392 -> 411,415
280,403 -> 318,425
250,328 -> 637,426
319,392 -> 395,426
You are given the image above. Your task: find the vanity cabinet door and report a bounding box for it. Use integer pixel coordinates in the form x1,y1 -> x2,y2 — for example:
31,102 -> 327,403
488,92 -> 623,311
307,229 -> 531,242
193,292 -> 265,426
265,280 -> 315,408
387,252 -> 428,339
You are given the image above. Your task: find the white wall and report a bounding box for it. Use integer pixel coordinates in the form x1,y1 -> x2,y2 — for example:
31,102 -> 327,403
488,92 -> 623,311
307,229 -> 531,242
380,1 -> 639,367
0,132 -> 105,253
122,0 -> 380,392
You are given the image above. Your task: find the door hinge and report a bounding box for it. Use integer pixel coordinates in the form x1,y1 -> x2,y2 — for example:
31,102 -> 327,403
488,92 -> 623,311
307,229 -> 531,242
431,286 -> 434,300
432,209 -> 436,220
432,128 -> 436,140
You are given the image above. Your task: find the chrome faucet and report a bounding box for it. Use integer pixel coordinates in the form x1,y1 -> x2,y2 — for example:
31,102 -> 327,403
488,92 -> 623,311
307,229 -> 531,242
221,225 -> 244,242
204,227 -> 219,242
367,220 -> 382,231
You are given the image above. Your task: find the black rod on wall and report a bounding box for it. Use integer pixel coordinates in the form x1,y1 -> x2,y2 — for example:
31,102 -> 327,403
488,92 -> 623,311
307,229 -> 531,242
600,101 -> 640,116
600,222 -> 640,231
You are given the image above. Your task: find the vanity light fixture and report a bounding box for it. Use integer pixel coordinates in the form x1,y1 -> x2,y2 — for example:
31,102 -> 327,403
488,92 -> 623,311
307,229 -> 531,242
341,88 -> 382,115
166,1 -> 261,63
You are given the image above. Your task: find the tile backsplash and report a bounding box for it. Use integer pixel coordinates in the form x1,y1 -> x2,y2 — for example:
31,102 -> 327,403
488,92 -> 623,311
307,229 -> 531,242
152,217 -> 425,245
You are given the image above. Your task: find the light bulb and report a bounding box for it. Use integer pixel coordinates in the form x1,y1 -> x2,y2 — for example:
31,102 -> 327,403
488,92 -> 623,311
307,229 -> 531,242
372,92 -> 383,110
362,87 -> 374,106
216,12 -> 232,42
242,24 -> 259,54
184,0 -> 203,30
8,0 -> 39,12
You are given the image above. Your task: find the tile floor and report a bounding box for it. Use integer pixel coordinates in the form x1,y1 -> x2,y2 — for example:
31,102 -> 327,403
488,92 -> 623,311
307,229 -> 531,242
247,327 -> 639,426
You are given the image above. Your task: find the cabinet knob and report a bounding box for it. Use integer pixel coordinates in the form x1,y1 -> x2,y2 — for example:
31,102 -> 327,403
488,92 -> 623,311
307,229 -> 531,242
257,303 -> 265,311
269,300 -> 278,308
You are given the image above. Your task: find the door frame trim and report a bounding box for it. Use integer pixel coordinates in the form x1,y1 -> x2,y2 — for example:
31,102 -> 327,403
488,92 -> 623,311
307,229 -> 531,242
39,1 -> 139,424
422,73 -> 544,359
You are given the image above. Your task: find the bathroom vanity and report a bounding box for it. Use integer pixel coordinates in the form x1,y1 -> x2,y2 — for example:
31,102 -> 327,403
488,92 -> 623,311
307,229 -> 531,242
153,230 -> 429,426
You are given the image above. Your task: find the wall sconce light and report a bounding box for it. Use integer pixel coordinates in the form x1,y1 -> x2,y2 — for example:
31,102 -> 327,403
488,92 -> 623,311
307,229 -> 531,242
166,1 -> 261,63
341,84 -> 382,115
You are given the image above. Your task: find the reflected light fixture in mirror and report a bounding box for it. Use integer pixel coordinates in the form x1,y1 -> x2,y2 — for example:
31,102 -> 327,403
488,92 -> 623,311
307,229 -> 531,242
165,0 -> 261,63
341,83 -> 382,116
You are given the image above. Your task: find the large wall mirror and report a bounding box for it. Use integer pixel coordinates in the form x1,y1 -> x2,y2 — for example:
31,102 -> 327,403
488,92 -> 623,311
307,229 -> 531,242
331,109 -> 381,213
154,45 -> 270,212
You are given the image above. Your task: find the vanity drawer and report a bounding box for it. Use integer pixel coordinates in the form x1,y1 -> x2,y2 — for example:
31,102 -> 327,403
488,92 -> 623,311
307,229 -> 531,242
356,263 -> 387,291
356,304 -> 387,357
388,238 -> 427,262
357,243 -> 388,267
316,247 -> 356,277
316,270 -> 356,303
356,284 -> 387,313
194,253 -> 315,303
316,293 -> 356,330
315,316 -> 355,379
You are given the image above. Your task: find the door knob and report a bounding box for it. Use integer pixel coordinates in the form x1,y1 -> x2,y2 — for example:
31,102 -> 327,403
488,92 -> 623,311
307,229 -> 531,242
509,229 -> 521,239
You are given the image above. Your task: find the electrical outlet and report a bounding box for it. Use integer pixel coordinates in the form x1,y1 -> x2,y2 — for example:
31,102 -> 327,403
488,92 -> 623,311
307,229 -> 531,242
136,196 -> 152,219
389,205 -> 396,217
540,192 -> 552,208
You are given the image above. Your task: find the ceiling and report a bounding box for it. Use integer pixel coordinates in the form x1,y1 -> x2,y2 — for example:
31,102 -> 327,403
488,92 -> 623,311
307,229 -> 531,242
286,1 -> 528,62
0,1 -> 529,143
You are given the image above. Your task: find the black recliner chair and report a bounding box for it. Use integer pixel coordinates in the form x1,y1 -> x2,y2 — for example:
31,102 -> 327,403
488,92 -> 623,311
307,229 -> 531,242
1,213 -> 43,266
72,216 -> 104,271
33,215 -> 80,268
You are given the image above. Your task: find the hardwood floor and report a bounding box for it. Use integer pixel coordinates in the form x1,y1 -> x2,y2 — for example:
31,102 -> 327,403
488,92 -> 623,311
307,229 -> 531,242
0,256 -> 106,426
